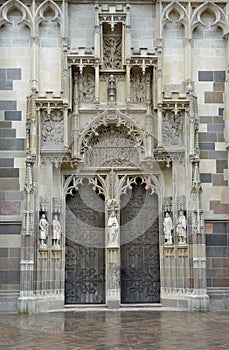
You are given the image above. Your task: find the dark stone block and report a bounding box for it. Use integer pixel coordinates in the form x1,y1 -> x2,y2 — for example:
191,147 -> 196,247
212,174 -> 228,186
7,68 -> 21,80
216,160 -> 227,173
200,173 -> 212,183
206,234 -> 227,246
212,258 -> 229,268
0,138 -> 16,150
208,124 -> 224,133
0,201 -> 21,215
207,277 -> 212,288
0,129 -> 16,137
198,71 -> 213,81
213,116 -> 224,123
0,257 -> 20,270
0,168 -> 19,177
199,133 -> 217,142
9,248 -> 21,258
16,139 -> 24,150
0,158 -> 14,167
0,179 -> 20,191
199,116 -> 212,124
200,150 -> 209,159
214,71 -> 226,82
0,270 -> 20,284
0,224 -> 21,235
205,92 -> 224,104
213,82 -> 225,92
0,68 -> 6,80
207,268 -> 228,278
5,191 -> 23,200
0,138 -> 24,150
206,246 -> 229,257
0,80 -> 13,90
199,142 -> 215,150
218,108 -> 224,116
210,201 -> 229,215
0,101 -> 16,110
209,150 -> 227,160
0,248 -> 8,257
217,133 -> 225,142
213,222 -> 229,234
0,192 -> 5,200
5,111 -> 21,121
0,121 -> 11,128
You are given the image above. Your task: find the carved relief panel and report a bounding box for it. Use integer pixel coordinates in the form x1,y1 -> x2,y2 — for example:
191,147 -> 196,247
162,110 -> 184,147
83,124 -> 141,168
78,69 -> 95,104
130,69 -> 148,105
102,23 -> 122,70
41,109 -> 64,149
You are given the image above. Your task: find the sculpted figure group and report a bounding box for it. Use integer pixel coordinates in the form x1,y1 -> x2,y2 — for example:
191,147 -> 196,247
163,211 -> 187,245
39,214 -> 61,248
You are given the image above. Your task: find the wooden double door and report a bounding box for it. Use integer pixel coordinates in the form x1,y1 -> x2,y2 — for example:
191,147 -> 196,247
65,179 -> 160,305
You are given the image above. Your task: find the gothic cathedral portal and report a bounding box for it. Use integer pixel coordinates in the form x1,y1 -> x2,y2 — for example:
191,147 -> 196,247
18,2 -> 211,313
64,172 -> 160,306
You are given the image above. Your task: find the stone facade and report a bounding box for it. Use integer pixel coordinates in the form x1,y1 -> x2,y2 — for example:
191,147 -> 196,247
0,0 -> 228,312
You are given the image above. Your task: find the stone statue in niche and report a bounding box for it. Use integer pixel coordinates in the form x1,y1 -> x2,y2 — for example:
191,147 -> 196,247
52,215 -> 61,247
79,73 -> 95,103
39,213 -> 48,246
103,37 -> 122,69
176,211 -> 187,245
130,72 -> 146,104
41,110 -> 64,147
107,74 -> 116,103
163,212 -> 173,245
107,211 -> 119,248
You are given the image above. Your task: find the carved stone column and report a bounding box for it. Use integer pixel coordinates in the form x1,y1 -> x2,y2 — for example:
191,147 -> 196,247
106,172 -> 120,308
222,32 -> 229,203
126,61 -> 130,104
18,157 -> 36,313
72,71 -> 80,158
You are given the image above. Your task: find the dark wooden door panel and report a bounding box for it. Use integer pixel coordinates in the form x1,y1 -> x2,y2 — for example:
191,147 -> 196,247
65,183 -> 105,304
120,182 -> 160,303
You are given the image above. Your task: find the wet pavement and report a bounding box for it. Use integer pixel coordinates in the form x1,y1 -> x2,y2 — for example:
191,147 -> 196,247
0,308 -> 229,350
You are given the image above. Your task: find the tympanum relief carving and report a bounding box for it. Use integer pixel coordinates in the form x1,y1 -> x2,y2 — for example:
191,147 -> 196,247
84,125 -> 140,168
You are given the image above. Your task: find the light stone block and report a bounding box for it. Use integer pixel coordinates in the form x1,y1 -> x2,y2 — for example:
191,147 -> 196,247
200,159 -> 216,173
215,142 -> 226,151
221,188 -> 229,204
224,169 -> 229,181
0,235 -> 21,248
199,124 -> 208,133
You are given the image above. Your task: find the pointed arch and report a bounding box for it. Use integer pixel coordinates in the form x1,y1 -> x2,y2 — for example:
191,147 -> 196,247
161,1 -> 188,38
191,2 -> 227,36
0,0 -> 33,31
35,0 -> 63,37
79,109 -> 146,155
